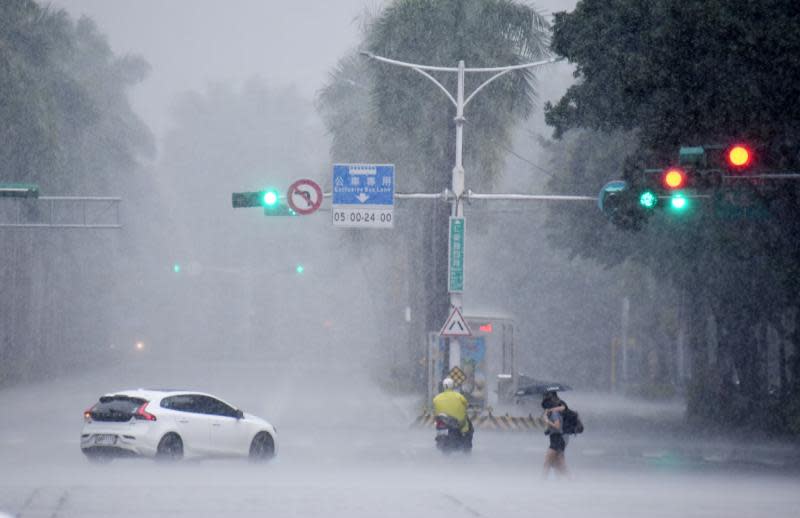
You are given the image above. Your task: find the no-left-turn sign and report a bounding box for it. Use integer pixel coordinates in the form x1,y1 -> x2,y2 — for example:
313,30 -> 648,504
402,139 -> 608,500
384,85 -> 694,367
287,178 -> 323,215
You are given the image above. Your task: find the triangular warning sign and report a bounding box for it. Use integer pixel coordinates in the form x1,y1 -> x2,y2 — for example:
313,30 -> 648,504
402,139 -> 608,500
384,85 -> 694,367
439,307 -> 472,337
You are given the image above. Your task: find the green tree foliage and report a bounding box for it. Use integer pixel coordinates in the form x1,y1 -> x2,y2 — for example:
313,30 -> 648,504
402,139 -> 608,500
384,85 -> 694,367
543,0 -> 800,430
0,0 -> 154,384
1,1 -> 78,181
318,0 -> 551,346
546,0 -> 800,152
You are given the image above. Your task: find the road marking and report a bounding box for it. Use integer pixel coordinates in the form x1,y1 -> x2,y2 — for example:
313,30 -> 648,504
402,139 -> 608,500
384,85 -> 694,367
442,493 -> 486,518
19,486 -> 41,516
50,490 -> 69,518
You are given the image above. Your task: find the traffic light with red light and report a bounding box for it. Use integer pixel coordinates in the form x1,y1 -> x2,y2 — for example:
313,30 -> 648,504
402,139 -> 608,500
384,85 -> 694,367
599,140 -> 763,228
659,166 -> 692,214
662,168 -> 687,190
726,144 -> 753,169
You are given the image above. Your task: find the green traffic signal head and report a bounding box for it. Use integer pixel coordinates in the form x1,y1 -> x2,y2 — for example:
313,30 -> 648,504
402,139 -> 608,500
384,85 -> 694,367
295,264 -> 304,274
173,263 -> 181,273
639,190 -> 658,210
262,190 -> 279,207
670,193 -> 689,211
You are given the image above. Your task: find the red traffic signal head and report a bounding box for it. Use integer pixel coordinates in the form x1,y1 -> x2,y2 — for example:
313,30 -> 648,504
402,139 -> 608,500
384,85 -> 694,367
727,144 -> 753,169
662,167 -> 687,189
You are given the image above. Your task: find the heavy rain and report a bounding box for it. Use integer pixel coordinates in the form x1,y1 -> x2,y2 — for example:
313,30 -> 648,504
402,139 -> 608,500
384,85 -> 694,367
1,1 -> 800,517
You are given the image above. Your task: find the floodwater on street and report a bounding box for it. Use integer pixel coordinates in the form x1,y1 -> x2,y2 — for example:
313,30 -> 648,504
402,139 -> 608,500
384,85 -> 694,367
1,354 -> 799,518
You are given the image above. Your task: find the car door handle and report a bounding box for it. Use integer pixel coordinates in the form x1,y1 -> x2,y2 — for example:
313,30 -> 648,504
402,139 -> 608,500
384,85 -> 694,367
178,419 -> 189,424
212,423 -> 221,427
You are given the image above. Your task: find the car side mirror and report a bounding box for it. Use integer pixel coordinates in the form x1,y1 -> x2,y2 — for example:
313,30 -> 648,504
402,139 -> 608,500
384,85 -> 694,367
235,409 -> 244,420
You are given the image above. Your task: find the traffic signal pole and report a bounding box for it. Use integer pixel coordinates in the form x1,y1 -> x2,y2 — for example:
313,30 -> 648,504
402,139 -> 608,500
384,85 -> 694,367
360,52 -> 563,373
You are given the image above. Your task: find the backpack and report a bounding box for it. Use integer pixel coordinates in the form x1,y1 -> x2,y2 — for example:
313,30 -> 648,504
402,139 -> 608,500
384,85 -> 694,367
561,407 -> 584,434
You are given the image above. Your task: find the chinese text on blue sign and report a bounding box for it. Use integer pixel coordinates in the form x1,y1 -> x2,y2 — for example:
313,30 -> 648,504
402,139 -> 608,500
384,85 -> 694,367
332,164 -> 394,228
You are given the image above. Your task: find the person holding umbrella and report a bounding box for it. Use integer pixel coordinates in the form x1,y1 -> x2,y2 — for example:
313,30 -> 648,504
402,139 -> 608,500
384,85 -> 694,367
541,390 -> 570,479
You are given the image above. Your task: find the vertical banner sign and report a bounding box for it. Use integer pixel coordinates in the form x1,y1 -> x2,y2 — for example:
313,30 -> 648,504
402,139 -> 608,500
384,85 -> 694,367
448,217 -> 465,292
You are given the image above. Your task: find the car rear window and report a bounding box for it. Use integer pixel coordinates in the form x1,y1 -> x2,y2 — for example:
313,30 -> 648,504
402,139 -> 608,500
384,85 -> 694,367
90,395 -> 147,422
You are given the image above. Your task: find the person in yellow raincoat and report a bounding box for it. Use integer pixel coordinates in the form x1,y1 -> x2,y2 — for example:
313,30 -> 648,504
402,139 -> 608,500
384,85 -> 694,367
432,377 -> 473,445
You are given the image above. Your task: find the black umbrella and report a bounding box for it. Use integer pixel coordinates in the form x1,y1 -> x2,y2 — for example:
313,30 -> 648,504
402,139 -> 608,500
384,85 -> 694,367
514,381 -> 572,397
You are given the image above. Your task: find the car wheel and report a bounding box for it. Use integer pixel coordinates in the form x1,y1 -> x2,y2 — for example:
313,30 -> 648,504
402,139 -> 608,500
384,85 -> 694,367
249,432 -> 275,462
156,433 -> 183,462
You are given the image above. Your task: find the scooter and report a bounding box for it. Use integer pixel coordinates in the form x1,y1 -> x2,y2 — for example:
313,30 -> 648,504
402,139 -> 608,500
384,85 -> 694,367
434,414 -> 472,454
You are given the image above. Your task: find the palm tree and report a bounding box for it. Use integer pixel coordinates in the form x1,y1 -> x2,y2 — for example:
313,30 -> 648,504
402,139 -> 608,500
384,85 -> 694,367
317,0 -> 550,382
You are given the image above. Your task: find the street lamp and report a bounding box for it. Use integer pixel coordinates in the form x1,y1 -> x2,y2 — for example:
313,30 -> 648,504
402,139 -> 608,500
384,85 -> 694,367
361,51 -> 559,371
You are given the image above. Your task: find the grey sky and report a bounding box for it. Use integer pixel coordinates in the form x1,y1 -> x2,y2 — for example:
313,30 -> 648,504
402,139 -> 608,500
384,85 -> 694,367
52,0 -> 378,139
52,1 -> 577,142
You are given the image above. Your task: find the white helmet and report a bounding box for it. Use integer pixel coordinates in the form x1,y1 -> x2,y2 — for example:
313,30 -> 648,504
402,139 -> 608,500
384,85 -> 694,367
442,377 -> 455,390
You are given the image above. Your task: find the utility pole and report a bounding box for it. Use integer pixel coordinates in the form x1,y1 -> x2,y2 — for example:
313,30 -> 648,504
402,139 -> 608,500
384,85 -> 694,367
360,52 -> 561,372
621,296 -> 630,391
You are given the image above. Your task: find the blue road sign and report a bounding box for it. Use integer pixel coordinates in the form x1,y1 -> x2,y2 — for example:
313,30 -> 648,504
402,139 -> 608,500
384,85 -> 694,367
332,164 -> 394,206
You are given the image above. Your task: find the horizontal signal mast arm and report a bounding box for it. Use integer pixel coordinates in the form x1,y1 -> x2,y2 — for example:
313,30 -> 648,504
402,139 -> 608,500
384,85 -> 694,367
322,191 -> 447,199
322,191 -> 597,201
465,192 -> 596,201
724,173 -> 800,180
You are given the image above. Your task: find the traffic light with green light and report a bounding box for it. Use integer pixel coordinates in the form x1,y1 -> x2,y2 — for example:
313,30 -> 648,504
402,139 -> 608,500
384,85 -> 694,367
638,190 -> 658,210
601,141 -> 761,228
262,190 -> 278,207
231,189 -> 296,216
669,192 -> 689,212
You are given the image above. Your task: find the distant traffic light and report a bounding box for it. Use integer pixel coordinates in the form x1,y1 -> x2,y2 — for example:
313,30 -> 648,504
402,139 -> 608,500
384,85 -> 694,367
232,191 -> 263,208
662,168 -> 687,190
669,193 -> 689,212
727,144 -> 753,169
600,141 -> 763,228
295,264 -> 304,274
231,189 -> 296,216
679,142 -> 756,174
172,263 -> 181,274
638,190 -> 658,210
262,188 -> 297,216
262,190 -> 279,207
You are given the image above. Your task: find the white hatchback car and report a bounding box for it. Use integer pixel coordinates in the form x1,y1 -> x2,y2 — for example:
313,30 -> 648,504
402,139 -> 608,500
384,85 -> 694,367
81,389 -> 277,463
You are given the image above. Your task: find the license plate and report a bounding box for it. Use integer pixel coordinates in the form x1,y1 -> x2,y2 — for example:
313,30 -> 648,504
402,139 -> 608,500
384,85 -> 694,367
94,434 -> 117,446
436,429 -> 448,436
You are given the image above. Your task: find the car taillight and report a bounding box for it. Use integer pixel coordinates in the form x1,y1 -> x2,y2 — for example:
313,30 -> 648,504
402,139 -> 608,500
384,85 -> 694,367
134,402 -> 157,421
435,418 -> 447,430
